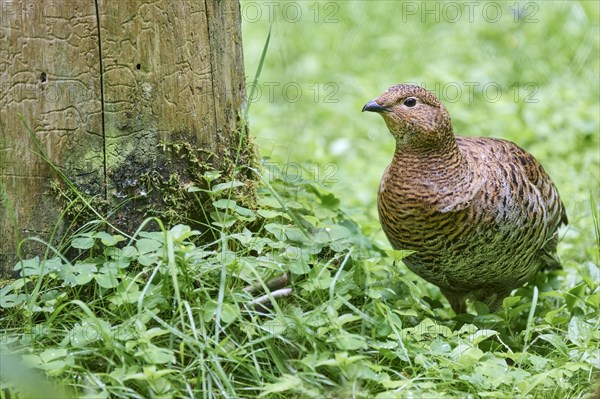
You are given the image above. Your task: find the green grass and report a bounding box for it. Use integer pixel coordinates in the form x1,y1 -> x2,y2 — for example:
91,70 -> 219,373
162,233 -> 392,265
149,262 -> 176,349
1,1 -> 599,398
1,165 -> 598,398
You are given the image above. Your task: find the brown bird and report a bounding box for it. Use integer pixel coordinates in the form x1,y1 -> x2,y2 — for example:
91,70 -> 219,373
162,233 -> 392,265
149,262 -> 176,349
363,84 -> 567,313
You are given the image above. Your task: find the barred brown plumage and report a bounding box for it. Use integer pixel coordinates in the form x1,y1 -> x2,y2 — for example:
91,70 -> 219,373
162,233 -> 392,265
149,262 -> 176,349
363,84 -> 568,313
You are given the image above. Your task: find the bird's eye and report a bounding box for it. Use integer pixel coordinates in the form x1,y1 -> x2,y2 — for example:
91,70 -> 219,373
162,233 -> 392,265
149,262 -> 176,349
404,97 -> 417,107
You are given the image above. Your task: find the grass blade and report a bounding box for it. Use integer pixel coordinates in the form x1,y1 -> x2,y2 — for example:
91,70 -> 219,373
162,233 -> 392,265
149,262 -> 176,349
244,25 -> 272,122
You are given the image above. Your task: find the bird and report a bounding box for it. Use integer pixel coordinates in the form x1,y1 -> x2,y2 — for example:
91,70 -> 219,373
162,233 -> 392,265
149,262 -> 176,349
362,83 -> 567,313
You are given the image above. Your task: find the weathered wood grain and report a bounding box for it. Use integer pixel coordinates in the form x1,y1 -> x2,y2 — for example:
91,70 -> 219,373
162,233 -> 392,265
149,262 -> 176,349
0,0 -> 248,273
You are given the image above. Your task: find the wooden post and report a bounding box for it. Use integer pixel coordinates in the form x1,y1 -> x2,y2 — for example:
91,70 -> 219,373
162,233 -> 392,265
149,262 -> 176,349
0,0 -> 250,273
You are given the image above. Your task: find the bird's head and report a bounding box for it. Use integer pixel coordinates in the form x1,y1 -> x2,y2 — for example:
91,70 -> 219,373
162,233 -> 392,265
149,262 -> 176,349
362,84 -> 454,151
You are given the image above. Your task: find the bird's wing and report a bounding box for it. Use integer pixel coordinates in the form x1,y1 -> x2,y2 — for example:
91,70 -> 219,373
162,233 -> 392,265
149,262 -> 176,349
506,140 -> 568,229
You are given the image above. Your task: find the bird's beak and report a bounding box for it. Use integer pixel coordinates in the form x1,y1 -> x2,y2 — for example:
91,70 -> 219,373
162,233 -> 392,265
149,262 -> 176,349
362,99 -> 389,113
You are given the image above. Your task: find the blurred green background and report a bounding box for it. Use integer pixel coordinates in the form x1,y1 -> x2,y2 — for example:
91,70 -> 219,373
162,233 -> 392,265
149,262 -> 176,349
241,0 -> 599,255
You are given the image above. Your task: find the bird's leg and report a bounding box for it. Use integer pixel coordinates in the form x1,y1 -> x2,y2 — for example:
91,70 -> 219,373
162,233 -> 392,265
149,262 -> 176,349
482,291 -> 510,313
441,289 -> 467,314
